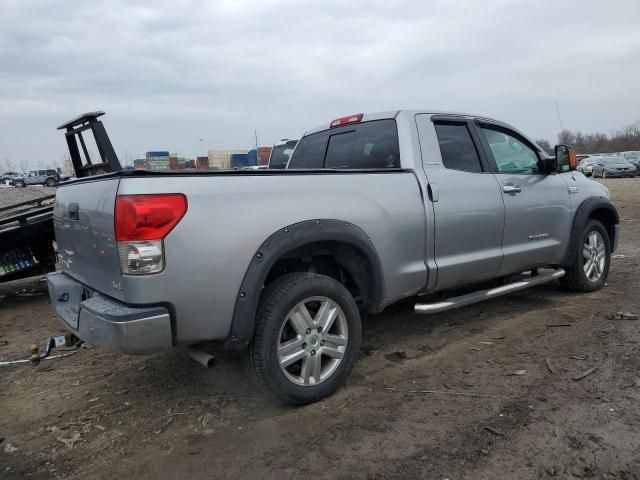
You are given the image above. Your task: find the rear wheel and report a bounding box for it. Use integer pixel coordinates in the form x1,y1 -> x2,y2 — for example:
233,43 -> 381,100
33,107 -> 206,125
45,178 -> 57,187
560,219 -> 610,292
244,272 -> 361,405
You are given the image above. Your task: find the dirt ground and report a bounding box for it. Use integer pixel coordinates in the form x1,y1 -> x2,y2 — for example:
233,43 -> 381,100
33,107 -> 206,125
1,178 -> 639,479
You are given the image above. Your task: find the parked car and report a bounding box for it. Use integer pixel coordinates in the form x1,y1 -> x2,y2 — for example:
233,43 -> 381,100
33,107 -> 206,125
48,110 -> 619,405
13,169 -> 60,187
621,152 -> 640,174
591,156 -> 637,178
0,171 -> 23,185
577,158 -> 596,176
268,139 -> 298,169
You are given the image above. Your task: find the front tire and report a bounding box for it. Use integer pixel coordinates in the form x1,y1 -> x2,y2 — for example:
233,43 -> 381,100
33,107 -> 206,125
244,272 -> 362,405
14,180 -> 25,188
560,220 -> 611,292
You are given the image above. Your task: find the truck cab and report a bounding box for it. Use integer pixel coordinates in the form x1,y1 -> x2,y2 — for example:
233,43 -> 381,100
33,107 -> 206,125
268,139 -> 298,169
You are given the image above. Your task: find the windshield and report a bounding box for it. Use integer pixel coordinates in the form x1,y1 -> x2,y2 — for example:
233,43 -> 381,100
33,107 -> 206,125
269,142 -> 297,169
602,157 -> 624,165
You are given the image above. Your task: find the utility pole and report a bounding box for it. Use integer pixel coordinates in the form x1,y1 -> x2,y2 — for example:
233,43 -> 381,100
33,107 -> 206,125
254,130 -> 259,165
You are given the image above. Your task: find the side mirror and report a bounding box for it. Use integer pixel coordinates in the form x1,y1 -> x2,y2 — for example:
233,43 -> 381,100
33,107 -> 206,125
540,157 -> 557,174
555,145 -> 578,173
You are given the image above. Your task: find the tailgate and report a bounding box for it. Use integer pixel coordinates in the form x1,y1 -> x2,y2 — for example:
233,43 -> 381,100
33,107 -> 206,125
54,179 -> 124,301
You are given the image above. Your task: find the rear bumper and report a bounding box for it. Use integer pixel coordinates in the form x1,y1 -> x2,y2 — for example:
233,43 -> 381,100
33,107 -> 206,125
47,272 -> 173,354
605,170 -> 636,177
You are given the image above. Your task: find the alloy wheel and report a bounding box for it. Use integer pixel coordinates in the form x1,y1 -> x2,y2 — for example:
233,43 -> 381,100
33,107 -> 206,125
277,296 -> 348,386
583,230 -> 606,282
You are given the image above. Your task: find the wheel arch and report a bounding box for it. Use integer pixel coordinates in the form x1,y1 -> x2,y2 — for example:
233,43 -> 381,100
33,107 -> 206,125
224,219 -> 385,351
562,197 -> 620,266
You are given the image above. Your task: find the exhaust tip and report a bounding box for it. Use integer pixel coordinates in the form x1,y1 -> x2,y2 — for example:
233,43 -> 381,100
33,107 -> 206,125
185,347 -> 216,369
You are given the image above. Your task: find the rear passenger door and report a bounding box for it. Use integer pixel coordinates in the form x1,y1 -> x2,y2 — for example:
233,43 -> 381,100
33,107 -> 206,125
415,115 -> 505,290
475,122 -> 571,274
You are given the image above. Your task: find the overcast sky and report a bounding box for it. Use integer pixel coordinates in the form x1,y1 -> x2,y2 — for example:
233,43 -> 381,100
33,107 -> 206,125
1,0 -> 639,169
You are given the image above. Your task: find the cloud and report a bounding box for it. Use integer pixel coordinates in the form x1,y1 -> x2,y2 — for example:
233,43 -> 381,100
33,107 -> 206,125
0,0 -> 639,167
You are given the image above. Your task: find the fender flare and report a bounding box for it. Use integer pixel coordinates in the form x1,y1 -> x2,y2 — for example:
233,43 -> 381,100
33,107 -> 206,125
561,196 -> 619,265
223,219 -> 385,351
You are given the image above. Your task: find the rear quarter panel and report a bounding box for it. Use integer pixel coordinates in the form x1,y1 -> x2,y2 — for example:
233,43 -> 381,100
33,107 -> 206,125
117,172 -> 427,345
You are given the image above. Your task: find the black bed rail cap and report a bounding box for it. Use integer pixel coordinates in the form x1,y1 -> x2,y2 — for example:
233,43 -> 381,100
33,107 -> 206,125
57,111 -> 105,130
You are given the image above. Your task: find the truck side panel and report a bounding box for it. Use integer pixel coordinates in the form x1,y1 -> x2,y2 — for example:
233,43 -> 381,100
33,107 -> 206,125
115,172 -> 427,345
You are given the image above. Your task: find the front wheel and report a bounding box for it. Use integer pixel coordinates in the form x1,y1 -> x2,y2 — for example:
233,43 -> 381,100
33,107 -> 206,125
14,180 -> 25,188
560,220 -> 611,292
244,272 -> 361,405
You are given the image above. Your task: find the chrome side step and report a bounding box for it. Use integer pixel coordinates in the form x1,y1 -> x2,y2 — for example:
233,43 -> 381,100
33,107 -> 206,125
414,268 -> 565,315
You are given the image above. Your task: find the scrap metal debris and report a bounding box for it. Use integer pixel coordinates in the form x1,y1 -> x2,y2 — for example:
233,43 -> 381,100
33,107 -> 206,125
573,365 -> 599,381
0,351 -> 77,366
606,311 -> 638,321
545,358 -> 558,374
484,425 -> 505,436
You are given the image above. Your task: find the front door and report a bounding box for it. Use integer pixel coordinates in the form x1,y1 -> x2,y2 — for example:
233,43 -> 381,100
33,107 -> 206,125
475,123 -> 571,275
416,115 -> 505,290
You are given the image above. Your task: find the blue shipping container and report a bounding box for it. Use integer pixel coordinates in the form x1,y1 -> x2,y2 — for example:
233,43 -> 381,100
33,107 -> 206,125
146,151 -> 170,158
248,149 -> 258,165
230,153 -> 251,168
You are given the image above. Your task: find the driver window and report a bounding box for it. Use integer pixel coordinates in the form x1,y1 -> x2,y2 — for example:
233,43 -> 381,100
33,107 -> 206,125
29,171 -> 37,177
480,127 -> 540,174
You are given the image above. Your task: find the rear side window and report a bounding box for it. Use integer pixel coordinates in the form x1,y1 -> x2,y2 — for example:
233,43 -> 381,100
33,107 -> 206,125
434,123 -> 483,173
288,132 -> 327,168
289,119 -> 400,169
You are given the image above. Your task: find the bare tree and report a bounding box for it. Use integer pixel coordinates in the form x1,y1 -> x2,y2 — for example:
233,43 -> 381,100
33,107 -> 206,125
3,157 -> 14,172
535,139 -> 553,155
557,129 -> 576,145
18,159 -> 29,173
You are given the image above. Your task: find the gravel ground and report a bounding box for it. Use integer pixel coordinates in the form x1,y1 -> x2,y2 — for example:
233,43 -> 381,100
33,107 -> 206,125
0,186 -> 55,217
0,178 -> 638,479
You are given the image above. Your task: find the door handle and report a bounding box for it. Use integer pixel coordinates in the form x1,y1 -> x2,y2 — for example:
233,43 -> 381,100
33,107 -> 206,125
502,185 -> 521,194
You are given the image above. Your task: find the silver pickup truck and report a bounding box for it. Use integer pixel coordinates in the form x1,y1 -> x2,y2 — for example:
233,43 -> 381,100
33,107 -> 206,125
47,110 -> 619,404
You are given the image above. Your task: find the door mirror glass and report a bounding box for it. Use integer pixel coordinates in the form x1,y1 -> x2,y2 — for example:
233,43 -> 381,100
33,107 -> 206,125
555,145 -> 578,172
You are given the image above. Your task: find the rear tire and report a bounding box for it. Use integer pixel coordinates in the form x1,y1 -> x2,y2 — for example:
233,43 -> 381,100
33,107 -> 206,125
560,220 -> 610,292
45,178 -> 57,187
244,272 -> 361,405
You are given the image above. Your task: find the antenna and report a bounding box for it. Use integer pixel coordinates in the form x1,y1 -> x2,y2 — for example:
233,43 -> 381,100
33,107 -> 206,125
555,101 -> 565,132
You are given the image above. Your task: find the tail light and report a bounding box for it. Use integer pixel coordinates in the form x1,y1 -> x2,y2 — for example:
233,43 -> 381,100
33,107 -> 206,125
115,194 -> 187,275
330,113 -> 363,128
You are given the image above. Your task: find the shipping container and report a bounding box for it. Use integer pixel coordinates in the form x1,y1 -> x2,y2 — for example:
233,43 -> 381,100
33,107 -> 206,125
248,149 -> 258,165
146,151 -> 170,159
257,147 -> 272,166
230,153 -> 250,168
208,150 -> 248,170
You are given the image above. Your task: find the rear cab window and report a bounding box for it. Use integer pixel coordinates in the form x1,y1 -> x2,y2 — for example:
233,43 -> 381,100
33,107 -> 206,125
288,119 -> 400,169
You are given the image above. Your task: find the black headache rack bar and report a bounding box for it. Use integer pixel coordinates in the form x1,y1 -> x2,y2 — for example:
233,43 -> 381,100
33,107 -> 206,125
57,111 -> 122,178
